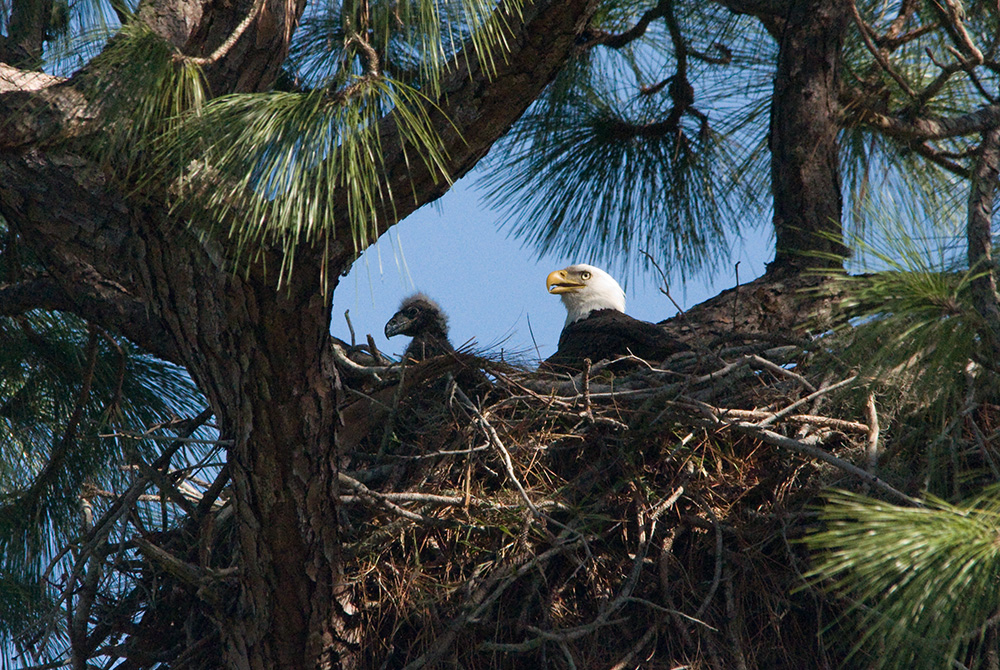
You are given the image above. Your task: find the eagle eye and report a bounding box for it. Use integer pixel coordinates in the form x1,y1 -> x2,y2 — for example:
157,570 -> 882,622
581,271 -> 591,280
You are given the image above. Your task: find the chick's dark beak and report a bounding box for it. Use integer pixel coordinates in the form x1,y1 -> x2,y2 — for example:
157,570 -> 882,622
384,312 -> 412,338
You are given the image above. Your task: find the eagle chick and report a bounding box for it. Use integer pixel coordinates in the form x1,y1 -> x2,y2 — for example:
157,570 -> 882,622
384,293 -> 454,362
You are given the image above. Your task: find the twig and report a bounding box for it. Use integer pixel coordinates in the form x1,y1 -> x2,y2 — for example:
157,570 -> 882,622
581,358 -> 594,423
611,620 -> 660,670
526,312 -> 543,363
344,309 -> 356,346
132,538 -> 236,604
723,561 -> 748,670
969,418 -> 1000,481
755,376 -> 858,428
748,354 -> 816,393
938,0 -> 984,64
338,473 -> 451,525
694,502 -> 723,620
454,386 -> 540,517
412,535 -> 587,667
70,539 -> 104,670
366,333 -> 388,365
640,248 -> 684,315
331,341 -> 388,382
623,596 -> 714,628
42,409 -> 214,596
865,393 -> 880,474
179,0 -> 266,66
192,463 -> 231,520
387,444 -> 491,460
732,423 -> 922,507
99,432 -> 233,445
558,641 -> 578,670
850,0 -> 917,98
96,328 -> 125,418
702,407 -> 867,434
513,486 -> 685,648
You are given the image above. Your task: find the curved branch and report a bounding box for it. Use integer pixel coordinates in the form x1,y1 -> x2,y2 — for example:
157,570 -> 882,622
853,102 -> 1000,140
582,0 -> 669,49
0,162 -> 181,364
346,0 -> 597,250
0,276 -> 75,314
850,0 -> 916,99
0,275 -> 180,363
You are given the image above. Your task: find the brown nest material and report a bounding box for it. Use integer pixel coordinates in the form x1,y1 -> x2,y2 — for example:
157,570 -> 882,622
329,331 -> 900,669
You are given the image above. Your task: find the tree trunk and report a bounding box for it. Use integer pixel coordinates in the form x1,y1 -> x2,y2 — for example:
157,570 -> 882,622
968,126 -> 1000,358
769,0 -> 850,272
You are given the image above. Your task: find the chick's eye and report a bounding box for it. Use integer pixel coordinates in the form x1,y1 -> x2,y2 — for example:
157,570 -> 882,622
581,271 -> 591,280
405,308 -> 417,318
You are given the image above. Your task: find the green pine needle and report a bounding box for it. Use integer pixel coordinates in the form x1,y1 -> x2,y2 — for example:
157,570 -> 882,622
804,489 -> 1000,670
0,311 -> 205,647
164,77 -> 451,284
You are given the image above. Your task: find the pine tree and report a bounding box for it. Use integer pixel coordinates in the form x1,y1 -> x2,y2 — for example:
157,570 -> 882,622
3,0 -> 1000,666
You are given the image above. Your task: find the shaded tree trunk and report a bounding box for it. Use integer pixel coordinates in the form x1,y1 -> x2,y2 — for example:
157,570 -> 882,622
968,126 -> 1000,358
769,0 -> 850,272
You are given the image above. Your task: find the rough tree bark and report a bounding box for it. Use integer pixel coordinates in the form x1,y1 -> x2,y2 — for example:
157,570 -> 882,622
967,126 -> 1000,359
0,0 -> 594,666
768,0 -> 850,272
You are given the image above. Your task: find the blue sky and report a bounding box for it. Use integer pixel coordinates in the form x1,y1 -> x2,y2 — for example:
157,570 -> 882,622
331,166 -> 775,364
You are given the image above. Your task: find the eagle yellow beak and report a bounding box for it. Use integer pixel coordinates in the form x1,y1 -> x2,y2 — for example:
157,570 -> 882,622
547,269 -> 585,294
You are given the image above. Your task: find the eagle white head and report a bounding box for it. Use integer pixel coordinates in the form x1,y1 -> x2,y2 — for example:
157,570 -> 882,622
546,264 -> 626,326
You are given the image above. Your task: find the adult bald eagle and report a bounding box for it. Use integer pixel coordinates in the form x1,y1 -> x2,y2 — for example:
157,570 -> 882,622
544,264 -> 687,371
385,293 -> 454,362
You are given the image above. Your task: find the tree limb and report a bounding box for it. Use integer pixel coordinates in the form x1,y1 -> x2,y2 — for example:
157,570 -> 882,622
0,261 -> 179,364
853,101 -> 1000,140
348,0 -> 597,251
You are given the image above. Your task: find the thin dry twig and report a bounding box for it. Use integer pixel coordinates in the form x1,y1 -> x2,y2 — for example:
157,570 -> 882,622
694,501 -> 724,620
755,376 -> 859,428
866,392 -> 880,473
331,341 -> 389,382
733,423 -> 921,507
748,354 -> 816,392
338,473 -> 454,525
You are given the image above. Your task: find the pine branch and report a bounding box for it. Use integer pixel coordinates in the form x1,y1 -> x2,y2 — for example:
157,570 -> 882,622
0,277 -> 76,315
582,0 -> 669,49
852,100 -> 1000,140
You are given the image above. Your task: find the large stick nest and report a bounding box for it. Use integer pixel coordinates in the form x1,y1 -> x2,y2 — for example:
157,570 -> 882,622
332,328 -> 879,669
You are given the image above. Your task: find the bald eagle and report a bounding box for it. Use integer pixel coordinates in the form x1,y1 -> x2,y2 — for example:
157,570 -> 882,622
384,293 -> 454,362
544,264 -> 687,371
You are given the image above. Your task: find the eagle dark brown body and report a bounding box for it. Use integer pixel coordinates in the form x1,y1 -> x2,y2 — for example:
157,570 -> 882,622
544,264 -> 688,372
544,308 -> 687,370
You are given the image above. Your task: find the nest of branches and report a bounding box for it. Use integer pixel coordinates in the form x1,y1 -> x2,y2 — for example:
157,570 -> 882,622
31,320 -> 941,670
328,329 -> 900,669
